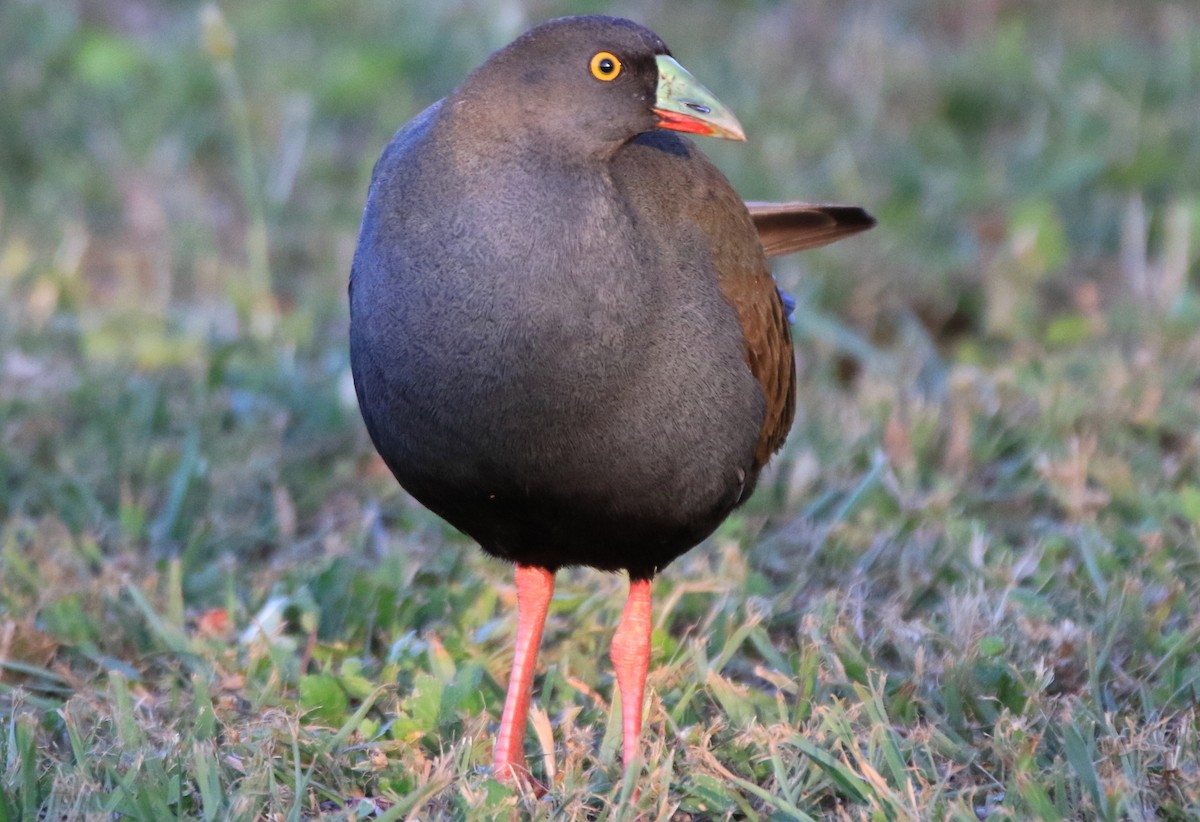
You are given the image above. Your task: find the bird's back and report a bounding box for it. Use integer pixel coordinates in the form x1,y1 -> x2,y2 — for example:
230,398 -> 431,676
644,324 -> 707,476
613,131 -> 797,468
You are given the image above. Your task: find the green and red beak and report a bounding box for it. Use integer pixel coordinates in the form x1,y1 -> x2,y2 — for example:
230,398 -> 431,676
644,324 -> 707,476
653,55 -> 746,142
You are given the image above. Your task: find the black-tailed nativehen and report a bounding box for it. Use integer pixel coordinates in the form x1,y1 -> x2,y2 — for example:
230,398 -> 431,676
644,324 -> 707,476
349,14 -> 874,785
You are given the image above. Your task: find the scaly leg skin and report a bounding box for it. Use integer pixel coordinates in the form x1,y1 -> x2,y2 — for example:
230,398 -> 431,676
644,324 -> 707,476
610,576 -> 653,775
493,564 -> 555,786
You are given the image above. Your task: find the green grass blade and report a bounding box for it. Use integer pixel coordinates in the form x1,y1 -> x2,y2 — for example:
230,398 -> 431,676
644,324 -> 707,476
124,581 -> 191,657
1063,723 -> 1108,820
193,741 -> 224,822
789,733 -> 872,805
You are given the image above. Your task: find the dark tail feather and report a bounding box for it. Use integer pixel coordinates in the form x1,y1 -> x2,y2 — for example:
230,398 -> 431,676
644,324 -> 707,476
745,202 -> 876,258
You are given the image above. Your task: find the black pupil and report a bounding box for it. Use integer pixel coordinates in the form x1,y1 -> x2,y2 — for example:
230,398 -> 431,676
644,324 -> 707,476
599,58 -> 614,74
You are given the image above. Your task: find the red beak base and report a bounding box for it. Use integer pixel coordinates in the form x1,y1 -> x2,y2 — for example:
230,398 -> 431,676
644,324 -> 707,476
653,108 -> 718,137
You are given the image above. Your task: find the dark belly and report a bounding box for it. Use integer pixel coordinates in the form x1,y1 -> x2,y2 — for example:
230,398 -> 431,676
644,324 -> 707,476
388,456 -> 745,579
351,330 -> 762,579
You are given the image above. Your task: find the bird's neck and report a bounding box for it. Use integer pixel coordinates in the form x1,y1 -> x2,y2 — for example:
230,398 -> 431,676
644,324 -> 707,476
443,92 -> 624,165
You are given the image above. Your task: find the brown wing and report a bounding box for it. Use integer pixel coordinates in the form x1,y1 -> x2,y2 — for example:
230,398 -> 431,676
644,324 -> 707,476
719,260 -> 796,467
746,202 -> 876,257
613,139 -> 874,470
695,200 -> 797,468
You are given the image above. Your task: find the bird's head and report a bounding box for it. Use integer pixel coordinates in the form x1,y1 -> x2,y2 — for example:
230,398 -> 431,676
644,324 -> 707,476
453,15 -> 746,158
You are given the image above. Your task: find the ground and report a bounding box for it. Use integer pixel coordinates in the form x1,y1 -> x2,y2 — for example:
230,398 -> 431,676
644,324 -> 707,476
2,1 -> 1200,819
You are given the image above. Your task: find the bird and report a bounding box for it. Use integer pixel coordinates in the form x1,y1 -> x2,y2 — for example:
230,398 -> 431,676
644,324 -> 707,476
349,14 -> 874,785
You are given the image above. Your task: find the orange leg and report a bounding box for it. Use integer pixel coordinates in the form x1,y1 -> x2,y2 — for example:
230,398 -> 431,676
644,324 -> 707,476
610,576 -> 653,771
493,564 -> 555,782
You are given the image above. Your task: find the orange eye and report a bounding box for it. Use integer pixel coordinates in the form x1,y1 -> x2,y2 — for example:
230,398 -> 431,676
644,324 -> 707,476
589,51 -> 621,81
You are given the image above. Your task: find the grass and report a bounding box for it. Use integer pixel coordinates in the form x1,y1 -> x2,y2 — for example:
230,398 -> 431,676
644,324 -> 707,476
3,0 -> 1200,818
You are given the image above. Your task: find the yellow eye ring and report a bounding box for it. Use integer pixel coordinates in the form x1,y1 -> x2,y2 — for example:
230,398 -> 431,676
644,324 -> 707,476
589,51 -> 621,81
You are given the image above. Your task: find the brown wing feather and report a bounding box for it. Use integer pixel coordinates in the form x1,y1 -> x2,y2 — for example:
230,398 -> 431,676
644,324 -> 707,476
720,267 -> 796,466
696,199 -> 797,468
746,202 -> 876,257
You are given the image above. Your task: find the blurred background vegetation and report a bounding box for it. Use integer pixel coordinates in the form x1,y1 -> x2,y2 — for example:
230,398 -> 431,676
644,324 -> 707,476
3,0 -> 1200,818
